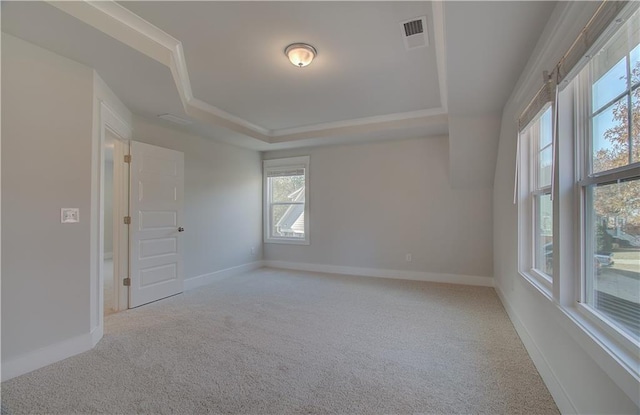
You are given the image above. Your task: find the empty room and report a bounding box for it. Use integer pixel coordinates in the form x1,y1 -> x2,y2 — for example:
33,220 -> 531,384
1,1 -> 639,414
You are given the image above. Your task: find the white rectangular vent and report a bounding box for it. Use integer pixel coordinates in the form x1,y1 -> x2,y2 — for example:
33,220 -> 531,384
404,20 -> 423,37
401,16 -> 428,50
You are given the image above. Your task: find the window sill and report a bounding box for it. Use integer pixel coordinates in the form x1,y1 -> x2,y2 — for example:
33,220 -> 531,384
519,269 -> 553,301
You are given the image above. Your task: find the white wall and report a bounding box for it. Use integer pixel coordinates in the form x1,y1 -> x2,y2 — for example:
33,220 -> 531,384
132,116 -> 263,282
493,2 -> 639,413
1,34 -> 94,362
263,137 -> 493,282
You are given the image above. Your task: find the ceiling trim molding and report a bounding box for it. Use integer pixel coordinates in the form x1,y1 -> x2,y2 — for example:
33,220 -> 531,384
271,113 -> 449,144
509,1 -> 594,113
47,0 -> 272,141
272,108 -> 446,138
48,0 -> 446,144
432,1 -> 448,112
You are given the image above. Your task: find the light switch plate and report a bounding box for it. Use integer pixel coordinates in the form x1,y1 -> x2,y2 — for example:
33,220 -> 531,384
61,208 -> 79,223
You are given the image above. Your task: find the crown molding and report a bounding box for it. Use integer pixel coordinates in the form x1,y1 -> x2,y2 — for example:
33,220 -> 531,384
48,0 -> 448,145
432,0 -> 448,113
272,108 -> 446,137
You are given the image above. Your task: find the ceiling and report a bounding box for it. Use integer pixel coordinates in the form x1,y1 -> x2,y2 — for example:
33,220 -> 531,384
1,0 -> 557,182
122,1 -> 441,131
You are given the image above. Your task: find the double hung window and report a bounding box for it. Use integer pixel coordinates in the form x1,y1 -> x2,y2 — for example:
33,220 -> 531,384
519,106 -> 555,287
517,4 -> 640,387
263,157 -> 310,244
577,14 -> 640,341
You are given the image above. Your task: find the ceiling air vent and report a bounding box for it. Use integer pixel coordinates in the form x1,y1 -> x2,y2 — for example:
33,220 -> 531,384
401,16 -> 428,50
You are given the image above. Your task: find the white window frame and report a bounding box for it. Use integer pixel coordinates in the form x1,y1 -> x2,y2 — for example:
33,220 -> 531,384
516,4 -> 640,404
518,104 -> 554,296
573,40 -> 640,353
263,156 -> 310,245
553,86 -> 640,402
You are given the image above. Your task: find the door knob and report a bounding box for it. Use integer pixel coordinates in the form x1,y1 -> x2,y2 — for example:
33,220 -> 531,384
178,227 -> 185,232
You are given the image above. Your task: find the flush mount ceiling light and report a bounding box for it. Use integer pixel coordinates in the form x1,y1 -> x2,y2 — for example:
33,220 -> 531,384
285,43 -> 317,67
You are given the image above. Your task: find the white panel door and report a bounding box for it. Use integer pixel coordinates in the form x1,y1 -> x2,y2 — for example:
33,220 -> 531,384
129,141 -> 184,308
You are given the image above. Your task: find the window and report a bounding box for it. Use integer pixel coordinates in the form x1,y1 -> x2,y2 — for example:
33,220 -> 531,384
516,3 -> 640,393
577,12 -> 640,342
263,156 -> 310,244
519,106 -> 554,289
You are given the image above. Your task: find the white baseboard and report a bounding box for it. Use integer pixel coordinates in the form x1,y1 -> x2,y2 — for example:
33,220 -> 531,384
184,261 -> 264,290
1,333 -> 94,382
91,324 -> 104,347
263,260 -> 493,287
494,286 -> 577,414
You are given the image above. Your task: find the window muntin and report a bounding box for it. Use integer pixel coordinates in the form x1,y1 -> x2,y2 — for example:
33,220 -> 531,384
264,157 -> 309,244
588,12 -> 640,174
580,10 -> 640,341
532,108 -> 554,280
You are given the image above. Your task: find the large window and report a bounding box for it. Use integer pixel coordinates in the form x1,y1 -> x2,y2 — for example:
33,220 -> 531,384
519,106 -> 554,288
578,13 -> 640,341
515,3 -> 639,396
263,156 -> 310,244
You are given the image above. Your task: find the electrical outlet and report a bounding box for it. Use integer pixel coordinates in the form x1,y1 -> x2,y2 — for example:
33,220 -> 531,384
405,253 -> 412,262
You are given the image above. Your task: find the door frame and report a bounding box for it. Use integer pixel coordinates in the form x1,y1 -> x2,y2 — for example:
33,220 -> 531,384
92,99 -> 132,344
107,133 -> 130,313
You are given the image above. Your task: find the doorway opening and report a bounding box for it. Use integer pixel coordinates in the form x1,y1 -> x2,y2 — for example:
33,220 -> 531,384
102,130 -> 129,316
104,133 -> 116,315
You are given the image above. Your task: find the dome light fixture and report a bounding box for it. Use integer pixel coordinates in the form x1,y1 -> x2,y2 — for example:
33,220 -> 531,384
284,43 -> 317,67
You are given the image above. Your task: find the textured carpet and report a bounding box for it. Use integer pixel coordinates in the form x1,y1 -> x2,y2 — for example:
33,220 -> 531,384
1,268 -> 558,414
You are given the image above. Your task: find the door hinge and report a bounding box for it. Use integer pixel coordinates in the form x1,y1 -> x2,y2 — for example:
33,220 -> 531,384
124,154 -> 131,163
123,278 -> 131,287
124,216 -> 131,225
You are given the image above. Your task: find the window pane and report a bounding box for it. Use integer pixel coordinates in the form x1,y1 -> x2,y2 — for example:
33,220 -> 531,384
587,179 -> 640,340
269,174 -> 305,203
271,203 -> 305,239
538,147 -> 552,188
632,43 -> 640,85
592,98 -> 629,174
592,56 -> 627,112
633,87 -> 639,163
539,108 -> 553,148
535,193 -> 553,277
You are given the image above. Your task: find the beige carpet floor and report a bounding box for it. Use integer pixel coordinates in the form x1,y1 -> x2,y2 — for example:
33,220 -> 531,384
1,268 -> 558,414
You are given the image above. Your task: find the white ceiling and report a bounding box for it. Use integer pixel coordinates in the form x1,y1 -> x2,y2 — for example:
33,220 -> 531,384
1,0 -> 557,182
122,1 -> 441,131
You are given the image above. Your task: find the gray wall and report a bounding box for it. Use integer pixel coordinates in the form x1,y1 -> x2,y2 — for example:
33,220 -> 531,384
133,116 -> 263,280
492,2 -> 639,413
1,34 -> 94,361
264,137 -> 493,278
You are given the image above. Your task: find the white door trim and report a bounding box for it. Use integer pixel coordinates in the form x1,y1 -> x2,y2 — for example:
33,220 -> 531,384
108,134 -> 130,313
91,86 -> 132,346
